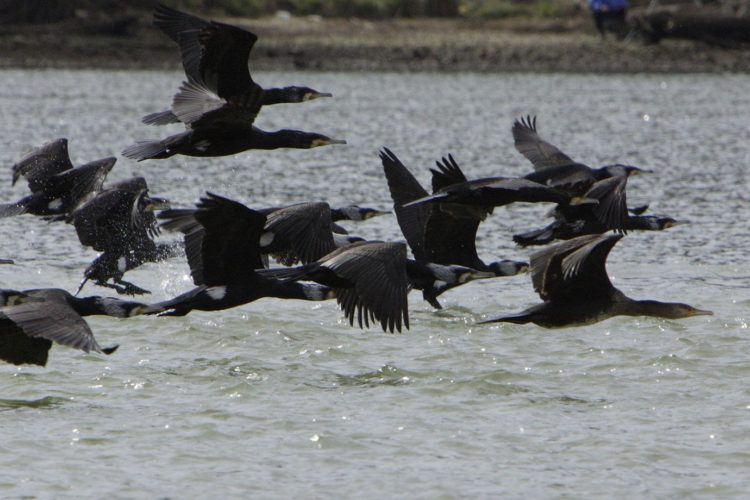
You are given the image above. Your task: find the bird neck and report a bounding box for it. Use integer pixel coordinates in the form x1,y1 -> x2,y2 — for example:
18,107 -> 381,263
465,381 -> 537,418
618,299 -> 687,319
252,129 -> 309,150
72,296 -> 145,318
625,216 -> 659,231
261,87 -> 301,105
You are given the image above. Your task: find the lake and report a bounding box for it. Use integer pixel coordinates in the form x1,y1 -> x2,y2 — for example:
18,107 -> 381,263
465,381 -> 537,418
0,69 -> 748,498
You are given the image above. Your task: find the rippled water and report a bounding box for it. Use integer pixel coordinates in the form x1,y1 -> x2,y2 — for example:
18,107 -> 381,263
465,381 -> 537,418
0,69 -> 748,497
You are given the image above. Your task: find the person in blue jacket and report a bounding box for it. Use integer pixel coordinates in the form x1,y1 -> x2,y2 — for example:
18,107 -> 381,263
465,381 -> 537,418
588,0 -> 629,36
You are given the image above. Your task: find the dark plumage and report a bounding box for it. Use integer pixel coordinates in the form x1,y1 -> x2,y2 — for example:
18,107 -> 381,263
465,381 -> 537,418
513,115 -> 650,194
68,178 -> 176,295
0,288 -> 147,366
142,193 -> 335,317
159,200 -> 364,268
123,79 -> 344,161
481,234 -> 712,328
258,240 -> 496,328
142,4 -> 332,126
1,142 -> 115,218
381,148 -> 528,280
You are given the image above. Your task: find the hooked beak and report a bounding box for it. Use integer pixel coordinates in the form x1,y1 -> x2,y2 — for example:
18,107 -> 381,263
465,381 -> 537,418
569,196 -> 599,206
364,209 -> 390,219
304,91 -> 333,101
311,138 -> 347,148
664,219 -> 689,229
690,309 -> 714,317
146,196 -> 171,211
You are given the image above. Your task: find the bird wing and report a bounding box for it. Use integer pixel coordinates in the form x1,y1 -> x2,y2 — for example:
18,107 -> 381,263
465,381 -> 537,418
0,301 -> 106,354
172,78 -> 261,129
193,192 -> 267,286
379,148 -> 430,260
422,209 -> 482,268
11,138 -> 73,191
429,154 -> 469,192
512,115 -> 576,170
523,163 -> 595,194
59,157 -> 116,210
530,233 -> 622,301
264,202 -> 336,265
153,3 -> 260,100
324,242 -> 409,333
585,175 -> 629,233
0,319 -> 52,366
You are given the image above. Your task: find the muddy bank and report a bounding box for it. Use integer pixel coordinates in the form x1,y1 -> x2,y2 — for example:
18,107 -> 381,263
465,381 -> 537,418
1,14 -> 749,72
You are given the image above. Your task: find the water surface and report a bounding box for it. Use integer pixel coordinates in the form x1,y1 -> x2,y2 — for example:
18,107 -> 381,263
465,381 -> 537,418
0,70 -> 748,498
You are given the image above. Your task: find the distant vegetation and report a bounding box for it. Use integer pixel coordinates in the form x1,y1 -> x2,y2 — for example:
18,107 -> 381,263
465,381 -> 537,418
1,0 -> 661,23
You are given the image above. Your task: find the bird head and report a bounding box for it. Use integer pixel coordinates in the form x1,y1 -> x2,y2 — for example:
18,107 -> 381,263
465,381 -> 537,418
336,205 -> 390,221
488,260 -> 529,277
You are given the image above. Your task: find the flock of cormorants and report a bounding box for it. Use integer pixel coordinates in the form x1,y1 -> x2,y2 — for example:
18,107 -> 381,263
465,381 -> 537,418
0,4 -> 712,368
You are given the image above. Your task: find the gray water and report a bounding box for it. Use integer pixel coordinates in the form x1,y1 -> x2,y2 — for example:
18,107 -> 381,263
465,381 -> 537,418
0,69 -> 748,498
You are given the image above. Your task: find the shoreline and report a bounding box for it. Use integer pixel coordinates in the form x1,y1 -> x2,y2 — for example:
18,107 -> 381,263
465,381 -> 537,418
1,16 -> 749,73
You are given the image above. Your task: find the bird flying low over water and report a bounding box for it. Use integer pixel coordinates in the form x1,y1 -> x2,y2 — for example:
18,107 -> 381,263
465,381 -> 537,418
480,233 -> 712,328
142,3 -> 333,126
68,177 -> 177,296
380,148 -> 528,308
0,288 -> 147,367
1,138 -> 115,219
142,193 -> 335,317
513,115 -> 650,194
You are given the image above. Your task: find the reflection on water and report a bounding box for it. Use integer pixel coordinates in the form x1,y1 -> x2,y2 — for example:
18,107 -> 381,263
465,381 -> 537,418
0,69 -> 748,497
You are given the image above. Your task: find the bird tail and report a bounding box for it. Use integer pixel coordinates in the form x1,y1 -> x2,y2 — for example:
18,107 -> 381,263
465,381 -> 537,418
141,110 -> 180,126
513,227 -> 554,247
477,312 -> 532,325
121,140 -> 176,161
0,202 -> 27,218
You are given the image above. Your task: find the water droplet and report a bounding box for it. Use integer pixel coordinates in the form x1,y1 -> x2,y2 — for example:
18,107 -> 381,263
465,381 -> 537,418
643,114 -> 650,122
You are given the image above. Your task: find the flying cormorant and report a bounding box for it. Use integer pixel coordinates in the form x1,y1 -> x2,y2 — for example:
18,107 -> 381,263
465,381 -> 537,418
141,193 -> 335,317
513,115 -> 650,194
0,288 -> 147,366
380,148 -> 528,294
68,177 -> 176,296
142,4 -> 332,126
480,233 -> 712,328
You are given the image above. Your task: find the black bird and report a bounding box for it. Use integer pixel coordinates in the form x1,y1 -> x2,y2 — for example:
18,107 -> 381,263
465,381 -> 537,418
122,78 -> 345,161
381,148 -> 528,279
142,4 -> 332,126
0,288 -> 147,367
402,164 -> 592,211
513,115 -> 649,194
480,234 -> 712,328
2,141 -> 115,218
68,177 -> 175,296
159,200 -> 366,268
259,240 -> 496,329
142,193 -> 335,317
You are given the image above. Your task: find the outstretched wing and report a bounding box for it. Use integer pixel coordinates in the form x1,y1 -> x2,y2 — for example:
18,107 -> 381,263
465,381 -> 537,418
324,242 -> 409,333
11,138 -> 73,191
512,115 -> 576,170
193,192 -> 267,286
264,202 -> 336,266
585,175 -> 628,233
379,148 -> 430,260
154,3 -> 260,100
530,233 -> 622,301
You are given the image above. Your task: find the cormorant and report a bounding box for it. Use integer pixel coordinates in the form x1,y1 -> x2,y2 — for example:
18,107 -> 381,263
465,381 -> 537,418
480,234 -> 712,328
0,288 -> 147,366
142,4 -> 332,126
513,115 -> 650,194
122,78 -> 345,161
1,141 -> 115,218
141,193 -> 335,317
159,200 -> 370,267
380,147 -> 528,282
258,240 -> 496,330
68,177 -> 176,296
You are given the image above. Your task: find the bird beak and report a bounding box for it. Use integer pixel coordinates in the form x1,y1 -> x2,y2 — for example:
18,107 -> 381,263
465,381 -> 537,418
146,196 -> 171,211
632,168 -> 654,176
690,308 -> 713,317
304,91 -> 333,101
365,210 -> 390,219
312,138 -> 347,148
664,220 -> 689,228
569,196 -> 599,206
